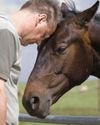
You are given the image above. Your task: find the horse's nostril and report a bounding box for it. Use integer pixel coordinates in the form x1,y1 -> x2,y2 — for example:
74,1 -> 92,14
31,96 -> 39,104
30,96 -> 39,110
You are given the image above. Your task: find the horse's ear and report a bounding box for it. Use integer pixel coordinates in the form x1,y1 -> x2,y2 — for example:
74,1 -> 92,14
75,1 -> 99,28
61,2 -> 69,18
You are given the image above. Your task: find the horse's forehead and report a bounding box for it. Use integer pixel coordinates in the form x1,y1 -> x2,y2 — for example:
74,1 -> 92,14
73,27 -> 91,45
54,23 -> 70,39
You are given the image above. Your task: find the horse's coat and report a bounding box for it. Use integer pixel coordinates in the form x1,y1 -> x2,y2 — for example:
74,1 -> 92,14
23,1 -> 100,118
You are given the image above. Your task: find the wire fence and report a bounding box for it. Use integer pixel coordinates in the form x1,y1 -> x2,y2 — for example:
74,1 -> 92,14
19,113 -> 100,125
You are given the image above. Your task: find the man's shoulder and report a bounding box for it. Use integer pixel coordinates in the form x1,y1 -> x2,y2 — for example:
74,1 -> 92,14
0,14 -> 10,28
0,14 -> 18,37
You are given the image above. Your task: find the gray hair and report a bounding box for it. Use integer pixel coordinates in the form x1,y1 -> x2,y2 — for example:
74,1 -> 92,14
20,0 -> 62,25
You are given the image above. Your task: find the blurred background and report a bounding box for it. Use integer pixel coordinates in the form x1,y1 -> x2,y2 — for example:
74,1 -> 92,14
0,0 -> 100,125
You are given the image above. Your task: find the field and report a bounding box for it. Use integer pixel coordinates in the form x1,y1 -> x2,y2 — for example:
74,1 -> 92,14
18,79 -> 100,125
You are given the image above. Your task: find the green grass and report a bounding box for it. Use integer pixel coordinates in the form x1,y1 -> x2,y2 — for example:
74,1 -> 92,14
18,79 -> 100,125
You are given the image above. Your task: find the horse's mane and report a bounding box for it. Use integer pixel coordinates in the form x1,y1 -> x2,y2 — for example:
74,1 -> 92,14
63,0 -> 76,12
94,13 -> 100,23
61,0 -> 78,19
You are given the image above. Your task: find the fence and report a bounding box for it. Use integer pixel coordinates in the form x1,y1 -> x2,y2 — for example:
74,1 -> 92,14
19,113 -> 100,125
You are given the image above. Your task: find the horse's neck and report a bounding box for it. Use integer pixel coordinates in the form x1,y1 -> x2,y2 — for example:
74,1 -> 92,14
89,20 -> 100,55
89,20 -> 100,78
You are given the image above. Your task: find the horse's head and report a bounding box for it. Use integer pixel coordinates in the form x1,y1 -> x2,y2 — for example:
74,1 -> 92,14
22,1 -> 99,118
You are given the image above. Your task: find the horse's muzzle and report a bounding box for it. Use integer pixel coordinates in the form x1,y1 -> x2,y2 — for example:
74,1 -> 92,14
22,94 -> 51,118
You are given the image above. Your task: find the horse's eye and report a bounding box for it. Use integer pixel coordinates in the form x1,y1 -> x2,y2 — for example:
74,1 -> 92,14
55,47 -> 66,54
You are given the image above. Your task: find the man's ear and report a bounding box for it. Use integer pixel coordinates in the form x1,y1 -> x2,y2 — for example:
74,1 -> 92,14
74,1 -> 99,28
38,14 -> 47,23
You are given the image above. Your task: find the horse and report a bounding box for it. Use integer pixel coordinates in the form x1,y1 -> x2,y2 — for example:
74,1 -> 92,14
22,1 -> 100,118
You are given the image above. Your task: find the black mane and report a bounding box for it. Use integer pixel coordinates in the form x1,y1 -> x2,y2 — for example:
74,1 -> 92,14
61,0 -> 77,19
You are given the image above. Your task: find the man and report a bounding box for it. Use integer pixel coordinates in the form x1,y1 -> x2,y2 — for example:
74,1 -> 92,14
0,0 -> 61,125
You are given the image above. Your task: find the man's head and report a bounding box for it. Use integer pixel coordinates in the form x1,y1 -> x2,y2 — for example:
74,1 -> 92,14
18,0 -> 61,46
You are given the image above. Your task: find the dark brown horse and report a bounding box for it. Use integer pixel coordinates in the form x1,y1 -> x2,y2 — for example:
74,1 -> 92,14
23,1 -> 100,118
